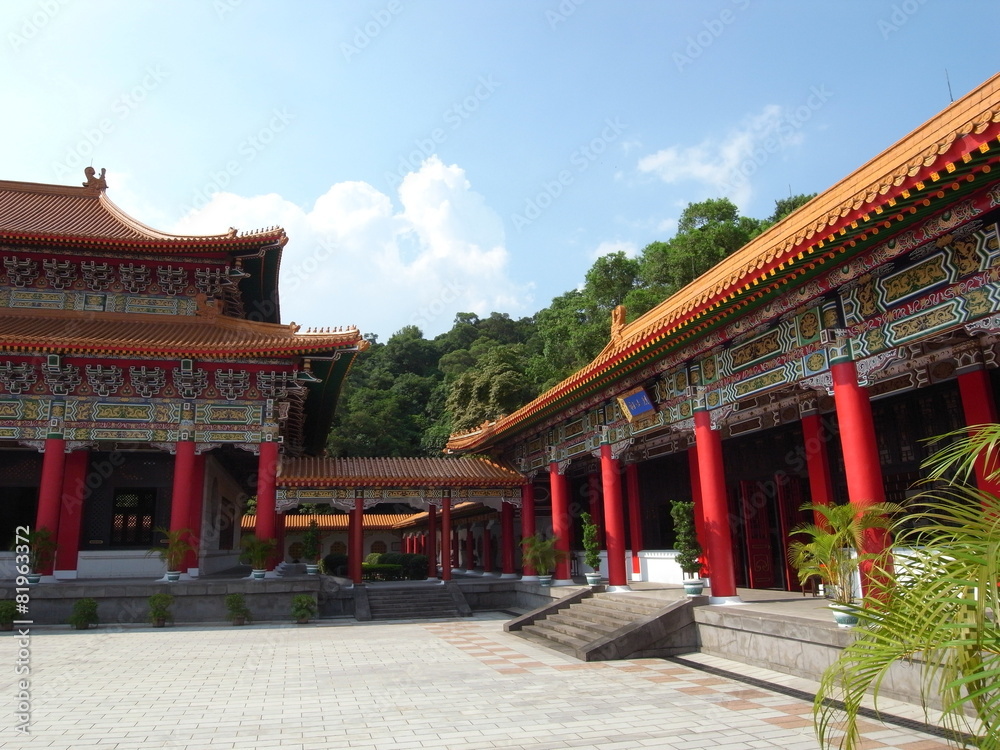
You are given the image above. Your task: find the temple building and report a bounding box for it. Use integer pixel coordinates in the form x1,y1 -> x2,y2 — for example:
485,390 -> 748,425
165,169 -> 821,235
0,171 -> 366,579
447,74 -> 1000,598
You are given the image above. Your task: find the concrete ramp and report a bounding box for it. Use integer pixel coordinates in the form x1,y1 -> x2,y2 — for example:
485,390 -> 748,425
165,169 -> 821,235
506,590 -> 699,661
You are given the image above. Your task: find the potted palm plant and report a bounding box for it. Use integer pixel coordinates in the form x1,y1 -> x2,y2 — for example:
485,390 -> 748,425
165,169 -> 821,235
0,600 -> 16,631
147,528 -> 194,582
147,593 -> 174,627
291,594 -> 317,624
580,512 -> 602,585
787,500 -> 900,626
670,500 -> 704,595
240,534 -> 277,580
301,519 -> 321,575
25,528 -> 57,584
225,593 -> 252,625
68,598 -> 99,630
521,534 -> 566,586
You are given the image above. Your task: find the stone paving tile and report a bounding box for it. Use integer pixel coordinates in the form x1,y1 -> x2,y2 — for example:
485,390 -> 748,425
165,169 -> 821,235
0,616 -> 957,750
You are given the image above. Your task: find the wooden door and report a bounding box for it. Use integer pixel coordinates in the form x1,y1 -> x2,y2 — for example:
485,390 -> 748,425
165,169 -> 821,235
739,480 -> 777,589
776,476 -> 811,591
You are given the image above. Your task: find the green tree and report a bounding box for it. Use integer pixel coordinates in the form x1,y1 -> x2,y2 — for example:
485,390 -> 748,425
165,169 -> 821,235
768,192 -> 817,224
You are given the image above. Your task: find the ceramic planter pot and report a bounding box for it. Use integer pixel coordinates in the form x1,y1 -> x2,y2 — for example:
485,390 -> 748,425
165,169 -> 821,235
166,570 -> 181,582
829,603 -> 860,628
585,573 -> 602,586
538,575 -> 553,587
26,573 -> 41,585
251,569 -> 266,580
306,564 -> 319,576
683,578 -> 705,596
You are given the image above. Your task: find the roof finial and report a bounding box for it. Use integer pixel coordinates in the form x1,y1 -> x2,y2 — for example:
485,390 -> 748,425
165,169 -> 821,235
82,166 -> 108,191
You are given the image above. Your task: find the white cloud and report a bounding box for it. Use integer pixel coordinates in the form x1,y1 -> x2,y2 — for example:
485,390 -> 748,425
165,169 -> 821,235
172,157 -> 530,339
591,239 -> 639,260
636,105 -> 803,209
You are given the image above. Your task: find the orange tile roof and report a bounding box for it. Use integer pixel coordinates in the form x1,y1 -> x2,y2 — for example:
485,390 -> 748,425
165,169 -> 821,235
392,502 -> 496,529
241,513 -> 411,530
278,456 -> 525,487
0,307 -> 365,358
0,177 -> 286,249
448,73 -> 1000,453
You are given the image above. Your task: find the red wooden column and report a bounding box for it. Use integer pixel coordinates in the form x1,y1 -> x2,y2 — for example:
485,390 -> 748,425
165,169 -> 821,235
693,409 -> 739,600
441,498 -> 452,582
464,524 -> 475,571
587,471 -> 604,548
957,367 -> 1000,496
482,520 -> 494,575
54,450 -> 89,578
625,462 -> 643,579
500,501 -> 517,578
255,441 -> 279,572
688,444 -> 708,579
600,443 -> 629,590
349,497 -> 364,584
35,438 -> 67,575
451,526 -> 460,569
185,452 -> 206,574
831,359 -> 890,594
519,483 -> 537,580
169,438 -> 196,564
426,505 -> 438,580
549,460 -> 573,585
801,412 -> 835,509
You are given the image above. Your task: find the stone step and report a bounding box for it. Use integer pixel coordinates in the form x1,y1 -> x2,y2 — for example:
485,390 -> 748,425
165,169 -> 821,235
568,605 -> 640,631
512,627 -> 579,657
585,595 -> 668,617
520,622 -> 590,651
365,586 -> 459,620
537,613 -> 611,641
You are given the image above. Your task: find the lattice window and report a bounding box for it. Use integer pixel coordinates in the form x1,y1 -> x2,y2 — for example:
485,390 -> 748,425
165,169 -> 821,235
157,265 -> 188,296
111,488 -> 156,546
81,261 -> 114,291
86,365 -> 124,396
370,540 -> 387,555
42,258 -> 77,290
3,256 -> 39,287
119,263 -> 151,293
331,541 -> 346,555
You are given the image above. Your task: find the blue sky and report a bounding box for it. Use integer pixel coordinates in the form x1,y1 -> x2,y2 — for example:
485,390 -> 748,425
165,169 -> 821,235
3,1 -> 998,340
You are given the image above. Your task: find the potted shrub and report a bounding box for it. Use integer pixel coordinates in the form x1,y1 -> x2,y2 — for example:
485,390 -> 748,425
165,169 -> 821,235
240,534 -> 277,580
291,594 -> 317,624
670,500 -> 704,595
521,534 -> 566,586
147,593 -> 174,627
301,519 -> 321,576
147,527 -> 194,582
225,593 -> 252,626
787,500 -> 900,627
25,528 -> 57,584
580,512 -> 602,586
0,600 -> 18,631
68,598 -> 99,630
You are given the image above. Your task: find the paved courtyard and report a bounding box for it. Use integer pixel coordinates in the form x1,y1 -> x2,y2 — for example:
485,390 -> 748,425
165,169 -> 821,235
4,613 -> 955,750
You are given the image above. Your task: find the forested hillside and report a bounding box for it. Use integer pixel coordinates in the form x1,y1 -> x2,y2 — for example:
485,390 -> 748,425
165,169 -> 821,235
325,195 -> 814,457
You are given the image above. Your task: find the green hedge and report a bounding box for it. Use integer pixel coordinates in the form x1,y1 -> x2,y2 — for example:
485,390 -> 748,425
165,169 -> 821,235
325,552 -> 429,580
321,553 -> 348,576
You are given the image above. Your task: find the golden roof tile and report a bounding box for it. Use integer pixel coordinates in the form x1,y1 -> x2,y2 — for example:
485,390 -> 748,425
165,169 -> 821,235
278,456 -> 525,487
0,307 -> 365,358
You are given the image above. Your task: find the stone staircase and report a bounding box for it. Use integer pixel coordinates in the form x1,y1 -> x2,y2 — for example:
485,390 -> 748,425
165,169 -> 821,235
357,582 -> 471,621
509,590 -> 698,661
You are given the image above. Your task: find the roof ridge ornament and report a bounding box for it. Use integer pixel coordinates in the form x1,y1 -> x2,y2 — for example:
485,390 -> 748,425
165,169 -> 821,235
82,166 -> 108,191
